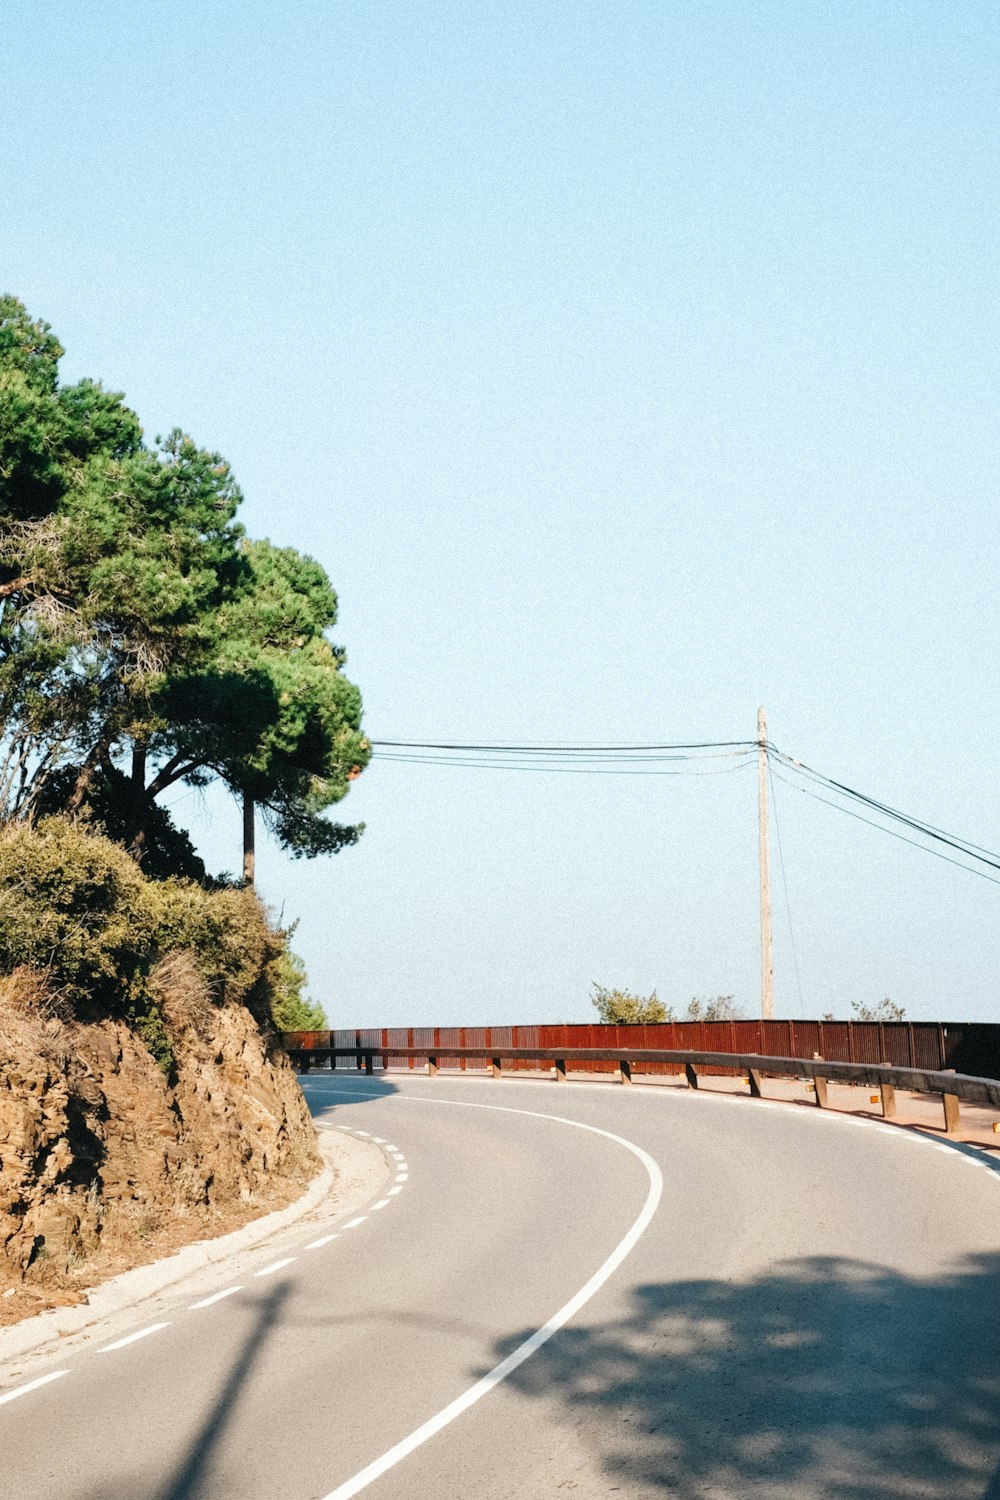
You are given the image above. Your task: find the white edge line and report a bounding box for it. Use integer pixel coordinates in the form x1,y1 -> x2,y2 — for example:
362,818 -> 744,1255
97,1323 -> 170,1353
304,1233 -> 339,1250
0,1369 -> 69,1406
190,1286 -> 243,1309
320,1100 -> 663,1500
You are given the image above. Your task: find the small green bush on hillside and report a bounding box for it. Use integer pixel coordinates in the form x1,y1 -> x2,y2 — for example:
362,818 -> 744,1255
0,817 -> 155,1011
0,818 -> 296,1071
146,880 -> 277,1008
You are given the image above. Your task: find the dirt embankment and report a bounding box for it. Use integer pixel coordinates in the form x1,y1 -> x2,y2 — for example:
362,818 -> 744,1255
0,972 -> 318,1325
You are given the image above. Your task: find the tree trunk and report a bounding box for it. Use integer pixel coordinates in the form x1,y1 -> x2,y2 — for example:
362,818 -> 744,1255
242,792 -> 255,885
67,748 -> 103,814
131,742 -> 147,787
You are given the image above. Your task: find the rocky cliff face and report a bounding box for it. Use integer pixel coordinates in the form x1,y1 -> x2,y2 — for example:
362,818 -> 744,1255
0,971 -> 318,1320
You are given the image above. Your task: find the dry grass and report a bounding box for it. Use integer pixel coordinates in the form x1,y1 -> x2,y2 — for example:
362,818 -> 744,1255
0,967 -> 73,1064
149,950 -> 215,1039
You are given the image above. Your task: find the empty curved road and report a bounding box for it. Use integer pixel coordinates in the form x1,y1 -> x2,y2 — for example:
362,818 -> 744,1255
3,1070 -> 1000,1498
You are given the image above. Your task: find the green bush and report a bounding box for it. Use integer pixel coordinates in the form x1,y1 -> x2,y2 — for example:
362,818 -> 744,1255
590,983 -> 669,1024
0,817 -> 155,1011
0,817 -> 288,1071
145,880 -> 277,1007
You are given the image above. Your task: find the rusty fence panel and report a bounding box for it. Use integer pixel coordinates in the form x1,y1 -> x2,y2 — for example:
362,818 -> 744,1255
288,1020 -> 991,1078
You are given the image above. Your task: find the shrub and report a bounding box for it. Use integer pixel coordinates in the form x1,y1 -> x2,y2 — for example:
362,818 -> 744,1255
0,817 -> 155,1011
590,983 -> 669,1024
0,817 -> 288,1071
145,880 -> 277,1007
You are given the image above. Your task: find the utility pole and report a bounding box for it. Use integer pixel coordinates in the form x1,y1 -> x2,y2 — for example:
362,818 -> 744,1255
757,706 -> 774,1020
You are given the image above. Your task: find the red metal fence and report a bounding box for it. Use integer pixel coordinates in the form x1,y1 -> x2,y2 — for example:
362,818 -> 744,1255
281,1020 -> 1000,1081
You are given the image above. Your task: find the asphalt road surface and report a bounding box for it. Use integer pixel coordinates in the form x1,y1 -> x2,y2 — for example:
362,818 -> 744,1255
4,1070 -> 1000,1499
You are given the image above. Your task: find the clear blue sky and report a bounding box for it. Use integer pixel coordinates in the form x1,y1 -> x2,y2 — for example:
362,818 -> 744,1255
4,2 -> 998,1024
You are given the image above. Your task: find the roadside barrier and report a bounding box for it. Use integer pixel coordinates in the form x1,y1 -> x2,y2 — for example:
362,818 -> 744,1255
285,1040 -> 1000,1135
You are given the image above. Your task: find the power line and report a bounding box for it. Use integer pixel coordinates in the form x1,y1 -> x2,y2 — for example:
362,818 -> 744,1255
769,766 -> 1000,889
369,728 -> 1000,890
771,748 -> 1000,874
373,751 -> 758,777
371,738 -> 757,753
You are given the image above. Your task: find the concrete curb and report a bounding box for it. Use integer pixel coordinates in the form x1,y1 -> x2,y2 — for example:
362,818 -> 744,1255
0,1132 -> 344,1365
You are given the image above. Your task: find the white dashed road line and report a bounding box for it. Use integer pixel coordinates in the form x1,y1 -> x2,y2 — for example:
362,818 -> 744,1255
97,1324 -> 170,1354
254,1258 -> 297,1278
0,1104 -> 410,1413
190,1286 -> 244,1309
0,1371 -> 69,1406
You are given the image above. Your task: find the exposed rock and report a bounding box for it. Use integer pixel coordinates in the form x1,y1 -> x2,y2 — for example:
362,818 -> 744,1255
0,976 -> 318,1313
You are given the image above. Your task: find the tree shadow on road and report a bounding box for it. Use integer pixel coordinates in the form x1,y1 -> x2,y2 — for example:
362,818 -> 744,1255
72,1280 -> 292,1500
483,1252 -> 1000,1499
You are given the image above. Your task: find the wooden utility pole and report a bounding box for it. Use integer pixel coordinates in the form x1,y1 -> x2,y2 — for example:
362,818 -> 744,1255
757,706 -> 774,1020
242,792 -> 255,886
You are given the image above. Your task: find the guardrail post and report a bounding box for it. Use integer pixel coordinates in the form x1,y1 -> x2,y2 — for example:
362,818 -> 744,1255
942,1090 -> 960,1133
747,1068 -> 763,1098
813,1073 -> 828,1107
490,1056 -> 502,1079
427,1055 -> 439,1076
554,1058 -> 567,1081
364,1051 -> 373,1076
618,1059 -> 633,1085
879,1082 -> 897,1119
685,1063 -> 699,1089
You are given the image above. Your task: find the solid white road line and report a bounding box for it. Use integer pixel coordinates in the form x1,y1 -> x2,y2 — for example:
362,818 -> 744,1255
190,1286 -> 244,1309
308,1076 -> 1000,1176
304,1233 -> 339,1250
97,1324 -> 170,1353
254,1258 -> 297,1277
0,1370 -> 69,1406
320,1097 -> 663,1500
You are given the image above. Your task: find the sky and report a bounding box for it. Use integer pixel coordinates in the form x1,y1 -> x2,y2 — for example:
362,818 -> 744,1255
3,1 -> 998,1025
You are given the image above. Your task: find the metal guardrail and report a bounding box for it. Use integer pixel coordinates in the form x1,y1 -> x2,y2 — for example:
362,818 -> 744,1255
285,1042 -> 1000,1134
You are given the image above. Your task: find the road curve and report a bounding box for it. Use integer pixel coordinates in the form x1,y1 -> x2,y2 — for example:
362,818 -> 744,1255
4,1071 -> 1000,1499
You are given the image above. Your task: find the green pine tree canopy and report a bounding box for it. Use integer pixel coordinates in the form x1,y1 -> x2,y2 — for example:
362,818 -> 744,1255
0,296 -> 369,878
